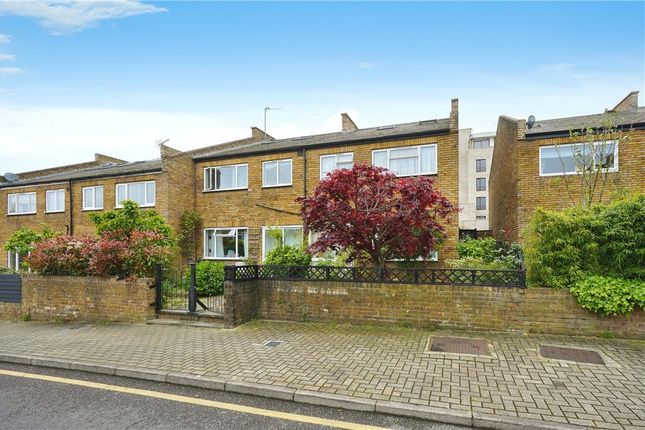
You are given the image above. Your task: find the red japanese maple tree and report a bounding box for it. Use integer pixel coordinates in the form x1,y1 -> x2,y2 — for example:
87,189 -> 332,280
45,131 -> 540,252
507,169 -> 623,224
297,163 -> 457,267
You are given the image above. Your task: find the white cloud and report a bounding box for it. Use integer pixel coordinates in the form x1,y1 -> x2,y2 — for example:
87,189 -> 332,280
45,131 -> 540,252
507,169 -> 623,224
357,62 -> 376,69
0,34 -> 10,43
0,67 -> 24,75
0,53 -> 15,61
0,1 -> 166,34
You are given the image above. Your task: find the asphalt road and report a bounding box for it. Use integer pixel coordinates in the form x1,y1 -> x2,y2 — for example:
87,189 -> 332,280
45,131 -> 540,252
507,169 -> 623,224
0,363 -> 471,430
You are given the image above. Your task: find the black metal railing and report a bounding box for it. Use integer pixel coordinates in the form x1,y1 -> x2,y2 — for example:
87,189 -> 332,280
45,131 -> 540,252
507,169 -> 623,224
224,265 -> 526,288
155,263 -> 224,314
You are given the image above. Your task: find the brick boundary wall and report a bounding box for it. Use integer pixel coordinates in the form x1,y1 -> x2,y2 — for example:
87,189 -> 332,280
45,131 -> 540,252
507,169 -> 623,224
224,280 -> 645,339
0,302 -> 21,320
19,275 -> 156,323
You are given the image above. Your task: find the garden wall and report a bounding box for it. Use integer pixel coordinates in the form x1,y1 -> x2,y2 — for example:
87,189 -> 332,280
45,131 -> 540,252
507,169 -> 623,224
21,275 -> 156,322
224,280 -> 645,339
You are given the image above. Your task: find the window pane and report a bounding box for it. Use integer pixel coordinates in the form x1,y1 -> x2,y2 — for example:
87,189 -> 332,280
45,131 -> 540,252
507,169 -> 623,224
541,146 -> 575,175
56,190 -> 64,211
237,165 -> 248,188
595,141 -> 615,169
278,160 -> 292,185
146,182 -> 155,205
263,162 -> 277,186
320,156 -> 336,178
237,229 -> 247,258
476,178 -> 486,191
476,159 -> 487,172
216,166 -> 235,190
127,183 -> 146,205
29,193 -> 36,212
116,184 -> 126,205
284,227 -> 302,247
264,230 -> 280,256
18,194 -> 31,213
390,156 -> 418,176
83,188 -> 93,208
372,150 -> 387,168
390,147 -> 418,158
95,186 -> 103,208
217,234 -> 236,258
46,192 -> 56,212
8,195 -> 16,213
476,197 -> 487,210
420,146 -> 436,173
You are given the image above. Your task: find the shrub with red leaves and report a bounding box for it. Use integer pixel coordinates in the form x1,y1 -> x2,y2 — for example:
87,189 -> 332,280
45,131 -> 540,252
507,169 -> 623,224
26,236 -> 96,276
297,163 -> 458,267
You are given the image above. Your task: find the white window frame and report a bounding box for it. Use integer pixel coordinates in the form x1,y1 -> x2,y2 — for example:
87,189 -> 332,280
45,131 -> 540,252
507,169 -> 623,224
203,164 -> 248,192
7,250 -> 30,272
262,159 -> 293,188
115,181 -> 155,208
539,141 -> 619,177
261,225 -> 303,261
319,152 -> 354,179
203,227 -> 249,260
371,144 -> 438,177
7,192 -> 37,215
45,189 -> 65,213
82,186 -> 104,211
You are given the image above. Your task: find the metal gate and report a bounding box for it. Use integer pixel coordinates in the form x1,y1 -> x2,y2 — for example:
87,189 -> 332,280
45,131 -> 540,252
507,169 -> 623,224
154,264 -> 224,316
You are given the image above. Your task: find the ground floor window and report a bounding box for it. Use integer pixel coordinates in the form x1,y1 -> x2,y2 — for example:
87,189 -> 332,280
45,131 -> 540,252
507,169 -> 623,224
7,250 -> 27,272
204,228 -> 248,259
262,226 -> 303,260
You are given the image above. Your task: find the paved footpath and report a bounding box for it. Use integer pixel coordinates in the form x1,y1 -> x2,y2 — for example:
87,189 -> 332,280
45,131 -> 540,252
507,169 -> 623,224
0,320 -> 643,430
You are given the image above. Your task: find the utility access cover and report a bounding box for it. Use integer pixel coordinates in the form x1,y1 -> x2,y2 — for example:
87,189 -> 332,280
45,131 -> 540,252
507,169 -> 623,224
540,345 -> 605,365
263,340 -> 283,348
429,336 -> 489,355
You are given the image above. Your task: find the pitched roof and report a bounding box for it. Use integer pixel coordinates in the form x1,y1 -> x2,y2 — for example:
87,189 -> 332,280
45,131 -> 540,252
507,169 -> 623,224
0,159 -> 162,188
194,117 -> 451,160
526,106 -> 645,137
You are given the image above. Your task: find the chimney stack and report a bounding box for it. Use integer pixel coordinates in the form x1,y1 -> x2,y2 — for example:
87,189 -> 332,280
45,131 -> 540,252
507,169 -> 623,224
341,113 -> 358,132
611,91 -> 639,112
450,98 -> 459,131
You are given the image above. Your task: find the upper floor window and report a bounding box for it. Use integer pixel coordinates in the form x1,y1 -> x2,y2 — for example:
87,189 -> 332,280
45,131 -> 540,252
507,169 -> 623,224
472,139 -> 492,149
476,196 -> 487,210
204,164 -> 248,191
116,181 -> 155,208
263,159 -> 292,187
539,141 -> 617,176
45,189 -> 65,213
204,228 -> 248,259
320,153 -> 354,179
82,186 -> 104,210
262,226 -> 303,260
476,159 -> 486,172
372,144 -> 437,177
7,192 -> 36,215
476,177 -> 486,192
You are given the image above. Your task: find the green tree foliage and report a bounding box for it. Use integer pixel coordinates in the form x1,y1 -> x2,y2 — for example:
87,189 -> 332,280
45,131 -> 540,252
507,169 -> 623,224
265,245 -> 313,266
4,225 -> 59,254
89,200 -> 174,246
570,276 -> 644,316
183,261 -> 225,296
524,195 -> 644,289
177,210 -> 203,263
447,237 -> 521,270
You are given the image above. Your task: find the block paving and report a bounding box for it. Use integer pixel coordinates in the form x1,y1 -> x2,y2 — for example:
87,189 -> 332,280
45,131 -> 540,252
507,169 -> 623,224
0,320 -> 643,429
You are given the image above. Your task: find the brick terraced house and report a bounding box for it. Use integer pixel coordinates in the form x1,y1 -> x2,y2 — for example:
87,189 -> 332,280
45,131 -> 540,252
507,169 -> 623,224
1,99 -> 461,267
489,91 -> 645,242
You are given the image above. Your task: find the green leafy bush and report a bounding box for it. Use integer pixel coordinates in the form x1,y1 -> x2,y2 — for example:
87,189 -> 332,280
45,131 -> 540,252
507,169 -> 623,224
456,237 -> 498,261
183,261 -> 225,296
452,238 -> 521,270
4,226 -> 59,254
265,245 -> 312,266
524,196 -> 644,288
445,256 -> 516,270
570,276 -> 644,316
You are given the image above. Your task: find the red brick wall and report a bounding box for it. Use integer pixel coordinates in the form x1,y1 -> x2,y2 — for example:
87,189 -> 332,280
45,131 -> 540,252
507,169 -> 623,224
225,279 -> 644,338
21,275 -> 155,322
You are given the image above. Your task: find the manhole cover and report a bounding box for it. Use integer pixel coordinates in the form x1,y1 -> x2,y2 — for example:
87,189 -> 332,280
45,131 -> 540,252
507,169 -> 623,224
263,340 -> 283,347
430,336 -> 489,355
540,345 -> 605,365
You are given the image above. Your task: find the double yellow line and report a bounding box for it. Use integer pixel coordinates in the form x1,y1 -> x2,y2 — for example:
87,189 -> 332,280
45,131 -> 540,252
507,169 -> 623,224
0,369 -> 390,430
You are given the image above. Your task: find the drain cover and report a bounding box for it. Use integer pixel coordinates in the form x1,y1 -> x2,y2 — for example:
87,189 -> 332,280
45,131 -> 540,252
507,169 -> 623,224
430,336 -> 489,355
263,340 -> 283,347
540,345 -> 604,365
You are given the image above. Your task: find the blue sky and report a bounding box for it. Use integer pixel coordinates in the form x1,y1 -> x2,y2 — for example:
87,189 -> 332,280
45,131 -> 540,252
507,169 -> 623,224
1,1 -> 643,172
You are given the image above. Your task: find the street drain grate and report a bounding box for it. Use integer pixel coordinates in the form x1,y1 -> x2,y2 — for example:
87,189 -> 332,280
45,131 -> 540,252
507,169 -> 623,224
263,340 -> 283,347
540,345 -> 605,365
429,336 -> 489,355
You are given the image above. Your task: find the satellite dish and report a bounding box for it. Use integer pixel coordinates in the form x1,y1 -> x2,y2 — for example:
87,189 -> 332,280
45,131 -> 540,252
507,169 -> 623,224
3,172 -> 18,182
527,115 -> 536,129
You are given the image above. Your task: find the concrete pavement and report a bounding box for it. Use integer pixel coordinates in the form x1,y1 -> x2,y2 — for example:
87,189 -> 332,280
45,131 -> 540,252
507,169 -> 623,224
0,320 -> 643,429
